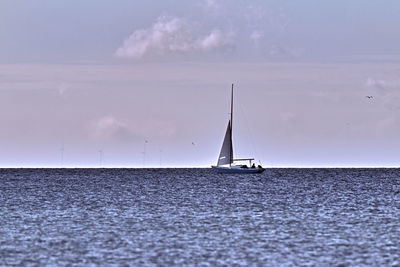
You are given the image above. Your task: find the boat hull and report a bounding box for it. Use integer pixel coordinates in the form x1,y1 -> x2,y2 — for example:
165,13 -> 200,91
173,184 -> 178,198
212,166 -> 266,174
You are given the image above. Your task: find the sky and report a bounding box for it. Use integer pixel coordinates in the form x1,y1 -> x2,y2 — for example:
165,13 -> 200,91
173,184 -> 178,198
1,0 -> 400,167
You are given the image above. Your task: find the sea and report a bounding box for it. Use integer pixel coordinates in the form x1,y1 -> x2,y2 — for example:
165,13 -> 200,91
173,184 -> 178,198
1,168 -> 399,266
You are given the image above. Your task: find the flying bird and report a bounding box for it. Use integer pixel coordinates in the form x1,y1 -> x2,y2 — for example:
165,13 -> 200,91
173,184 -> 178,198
366,96 -> 373,99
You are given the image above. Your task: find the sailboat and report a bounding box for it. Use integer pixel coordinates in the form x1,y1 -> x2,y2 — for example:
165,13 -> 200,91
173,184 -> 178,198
212,84 -> 265,174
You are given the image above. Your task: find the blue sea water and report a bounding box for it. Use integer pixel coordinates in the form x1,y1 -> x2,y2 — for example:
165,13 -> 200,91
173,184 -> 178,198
1,168 -> 400,266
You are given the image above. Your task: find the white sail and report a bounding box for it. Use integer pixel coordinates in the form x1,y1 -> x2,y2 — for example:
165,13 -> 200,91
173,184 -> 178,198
217,121 -> 233,166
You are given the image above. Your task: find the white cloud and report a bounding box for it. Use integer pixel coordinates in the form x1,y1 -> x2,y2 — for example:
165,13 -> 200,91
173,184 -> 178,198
115,16 -> 233,59
57,82 -> 69,95
89,115 -> 177,142
115,1 -> 298,60
115,16 -> 192,58
365,78 -> 400,111
197,29 -> 232,51
365,78 -> 387,91
280,112 -> 297,124
202,0 -> 219,8
250,30 -> 263,47
365,77 -> 400,97
90,115 -> 135,141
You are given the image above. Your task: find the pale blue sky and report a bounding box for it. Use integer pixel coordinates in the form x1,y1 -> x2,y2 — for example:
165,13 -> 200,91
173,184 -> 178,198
1,1 -> 400,167
2,0 -> 400,63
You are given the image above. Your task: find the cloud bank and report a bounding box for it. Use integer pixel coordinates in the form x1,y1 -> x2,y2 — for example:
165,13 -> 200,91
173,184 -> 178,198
115,1 -> 297,60
115,16 -> 233,59
90,115 -> 136,141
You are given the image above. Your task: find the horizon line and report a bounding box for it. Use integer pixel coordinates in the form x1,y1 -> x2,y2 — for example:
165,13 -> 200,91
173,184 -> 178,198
0,165 -> 399,169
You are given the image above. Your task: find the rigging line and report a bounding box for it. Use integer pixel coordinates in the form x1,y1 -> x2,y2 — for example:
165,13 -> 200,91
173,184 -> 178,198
232,126 -> 237,160
237,97 -> 262,165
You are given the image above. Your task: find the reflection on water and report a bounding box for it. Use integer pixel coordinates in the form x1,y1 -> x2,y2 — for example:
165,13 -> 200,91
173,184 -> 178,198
1,168 -> 399,265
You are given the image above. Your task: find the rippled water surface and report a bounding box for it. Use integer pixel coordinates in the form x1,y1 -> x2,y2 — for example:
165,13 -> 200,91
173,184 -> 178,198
1,168 -> 400,265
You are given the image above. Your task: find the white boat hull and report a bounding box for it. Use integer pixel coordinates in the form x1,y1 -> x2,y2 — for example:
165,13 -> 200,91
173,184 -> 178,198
212,166 -> 266,174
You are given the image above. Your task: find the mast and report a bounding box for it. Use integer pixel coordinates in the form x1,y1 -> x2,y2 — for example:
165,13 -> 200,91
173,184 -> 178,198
230,84 -> 233,166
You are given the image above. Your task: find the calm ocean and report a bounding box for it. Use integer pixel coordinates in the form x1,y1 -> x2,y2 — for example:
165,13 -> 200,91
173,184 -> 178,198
1,168 -> 399,265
